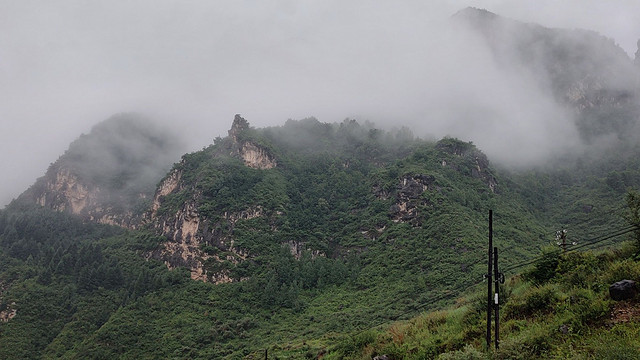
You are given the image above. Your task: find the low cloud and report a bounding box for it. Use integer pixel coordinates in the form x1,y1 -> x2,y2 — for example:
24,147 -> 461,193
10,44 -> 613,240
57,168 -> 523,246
1,1 -> 639,205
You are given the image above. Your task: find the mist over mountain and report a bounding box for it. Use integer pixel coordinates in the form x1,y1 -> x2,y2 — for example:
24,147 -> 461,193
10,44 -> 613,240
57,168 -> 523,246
428,8 -> 638,168
14,113 -> 184,227
2,5 -> 640,359
454,7 -> 640,146
2,2 -> 640,207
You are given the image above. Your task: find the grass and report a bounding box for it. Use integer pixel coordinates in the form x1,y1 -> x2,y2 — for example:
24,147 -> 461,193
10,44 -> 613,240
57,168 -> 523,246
276,242 -> 640,360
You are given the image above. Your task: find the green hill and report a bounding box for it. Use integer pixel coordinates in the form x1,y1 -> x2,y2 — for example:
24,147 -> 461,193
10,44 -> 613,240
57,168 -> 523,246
2,8 -> 640,359
1,114 -> 639,358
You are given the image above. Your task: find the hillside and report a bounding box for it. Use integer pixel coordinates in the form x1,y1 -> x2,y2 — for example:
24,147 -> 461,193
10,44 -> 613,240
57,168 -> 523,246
15,113 -> 184,228
454,7 -> 640,144
1,114 -> 638,358
1,8 -> 640,360
314,238 -> 640,359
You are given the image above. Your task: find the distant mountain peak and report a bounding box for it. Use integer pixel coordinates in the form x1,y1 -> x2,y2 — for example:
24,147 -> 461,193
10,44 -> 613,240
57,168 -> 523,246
453,7 -> 499,20
14,113 -> 184,227
453,7 -> 640,143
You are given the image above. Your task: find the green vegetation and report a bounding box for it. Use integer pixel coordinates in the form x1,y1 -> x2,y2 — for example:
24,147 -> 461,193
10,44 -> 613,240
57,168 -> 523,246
1,117 -> 640,358
319,242 -> 640,360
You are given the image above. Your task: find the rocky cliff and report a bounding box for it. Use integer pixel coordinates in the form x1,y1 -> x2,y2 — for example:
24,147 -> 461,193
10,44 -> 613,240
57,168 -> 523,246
15,113 -> 183,228
377,138 -> 497,228
147,115 -> 276,282
227,114 -> 277,169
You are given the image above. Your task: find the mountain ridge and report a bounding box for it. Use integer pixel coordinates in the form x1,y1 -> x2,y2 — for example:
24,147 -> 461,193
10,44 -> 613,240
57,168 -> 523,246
1,8 -> 640,358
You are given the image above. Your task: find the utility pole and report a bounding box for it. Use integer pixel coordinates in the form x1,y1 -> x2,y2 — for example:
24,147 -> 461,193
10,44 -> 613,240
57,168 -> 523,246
494,246 -> 500,350
486,210 -> 493,349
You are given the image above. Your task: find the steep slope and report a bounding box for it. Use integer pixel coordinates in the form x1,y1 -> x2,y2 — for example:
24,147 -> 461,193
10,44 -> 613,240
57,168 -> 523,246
147,115 -> 518,285
2,8 -> 640,359
0,114 -> 636,358
318,242 -> 640,360
454,7 -> 640,143
15,113 -> 184,228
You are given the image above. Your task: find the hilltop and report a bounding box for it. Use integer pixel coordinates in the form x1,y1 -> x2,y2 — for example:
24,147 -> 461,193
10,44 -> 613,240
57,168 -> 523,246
1,8 -> 640,359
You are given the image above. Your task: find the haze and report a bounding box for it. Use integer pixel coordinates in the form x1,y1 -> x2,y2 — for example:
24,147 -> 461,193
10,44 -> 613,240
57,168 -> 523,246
2,0 -> 640,207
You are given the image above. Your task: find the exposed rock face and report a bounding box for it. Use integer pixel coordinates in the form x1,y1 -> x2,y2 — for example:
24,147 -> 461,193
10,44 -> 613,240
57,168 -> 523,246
240,142 -> 277,169
37,168 -> 95,213
228,114 -> 250,143
470,152 -> 497,193
15,113 -> 183,229
149,176 -> 255,281
0,281 -> 16,323
149,168 -> 209,281
228,114 -> 277,169
151,198 -> 209,281
436,139 -> 498,193
0,302 -> 17,323
151,168 -> 182,216
146,116 -> 279,282
285,240 -> 324,260
378,140 -> 498,227
386,174 -> 436,226
22,165 -> 141,228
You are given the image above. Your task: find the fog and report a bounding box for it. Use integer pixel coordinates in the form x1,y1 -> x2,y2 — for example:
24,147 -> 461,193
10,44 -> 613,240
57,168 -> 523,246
2,0 -> 640,206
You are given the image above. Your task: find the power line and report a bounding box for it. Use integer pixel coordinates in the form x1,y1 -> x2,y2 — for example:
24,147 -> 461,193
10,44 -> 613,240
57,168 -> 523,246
349,275 -> 485,338
498,220 -> 634,256
349,224 -> 640,342
502,225 -> 639,274
565,225 -> 639,253
336,218 -> 640,348
533,203 -> 629,238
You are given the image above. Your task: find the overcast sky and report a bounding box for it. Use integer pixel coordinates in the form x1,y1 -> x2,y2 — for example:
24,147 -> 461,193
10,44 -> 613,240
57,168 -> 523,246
1,0 -> 640,207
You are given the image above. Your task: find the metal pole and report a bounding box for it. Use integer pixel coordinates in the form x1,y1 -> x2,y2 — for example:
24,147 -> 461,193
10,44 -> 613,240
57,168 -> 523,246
494,246 -> 499,350
486,210 -> 493,348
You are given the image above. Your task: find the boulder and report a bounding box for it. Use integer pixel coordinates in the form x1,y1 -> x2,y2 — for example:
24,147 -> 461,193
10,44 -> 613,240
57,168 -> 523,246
609,280 -> 638,301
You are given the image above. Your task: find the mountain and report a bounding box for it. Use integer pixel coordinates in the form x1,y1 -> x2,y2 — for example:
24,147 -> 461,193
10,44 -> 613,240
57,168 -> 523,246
14,113 -> 184,228
1,113 -> 634,358
454,7 -> 640,143
1,114 -> 549,358
1,9 -> 640,359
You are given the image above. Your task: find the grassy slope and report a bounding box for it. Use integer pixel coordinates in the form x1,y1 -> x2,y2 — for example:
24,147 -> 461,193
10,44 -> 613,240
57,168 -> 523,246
279,242 -> 640,359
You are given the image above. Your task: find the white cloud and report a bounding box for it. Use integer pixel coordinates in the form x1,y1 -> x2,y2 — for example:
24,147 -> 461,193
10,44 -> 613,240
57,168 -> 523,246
1,0 -> 639,206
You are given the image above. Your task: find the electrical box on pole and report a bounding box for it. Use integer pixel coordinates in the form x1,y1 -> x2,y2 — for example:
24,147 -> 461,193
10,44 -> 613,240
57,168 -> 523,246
486,210 -> 493,348
494,247 -> 500,350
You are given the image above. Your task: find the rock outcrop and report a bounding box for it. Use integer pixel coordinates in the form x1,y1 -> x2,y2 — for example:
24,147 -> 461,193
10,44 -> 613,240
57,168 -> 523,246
388,174 -> 436,226
436,139 -> 497,193
228,114 -> 277,169
22,165 -> 141,228
240,142 -> 277,170
147,115 -> 276,282
0,302 -> 17,323
15,113 -> 183,229
148,172 -> 255,281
